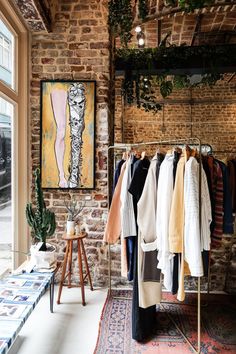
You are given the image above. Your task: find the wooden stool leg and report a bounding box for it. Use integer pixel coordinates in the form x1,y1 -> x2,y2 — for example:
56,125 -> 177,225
57,242 -> 70,304
81,239 -> 93,291
68,240 -> 73,288
78,239 -> 86,306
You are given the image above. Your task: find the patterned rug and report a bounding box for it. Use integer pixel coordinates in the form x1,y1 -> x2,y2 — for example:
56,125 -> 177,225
94,290 -> 236,354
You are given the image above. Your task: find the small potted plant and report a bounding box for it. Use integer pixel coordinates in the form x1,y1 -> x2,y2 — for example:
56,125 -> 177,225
64,197 -> 85,235
26,168 -> 56,269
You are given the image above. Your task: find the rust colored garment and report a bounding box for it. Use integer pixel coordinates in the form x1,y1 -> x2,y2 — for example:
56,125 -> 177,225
211,160 -> 224,247
228,160 -> 236,213
103,162 -> 127,244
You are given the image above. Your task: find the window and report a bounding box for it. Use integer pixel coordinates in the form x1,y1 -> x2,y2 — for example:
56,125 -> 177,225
0,96 -> 12,273
0,18 -> 14,88
0,0 -> 28,275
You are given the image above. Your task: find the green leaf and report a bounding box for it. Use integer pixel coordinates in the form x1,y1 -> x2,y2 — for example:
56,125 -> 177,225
160,80 -> 173,98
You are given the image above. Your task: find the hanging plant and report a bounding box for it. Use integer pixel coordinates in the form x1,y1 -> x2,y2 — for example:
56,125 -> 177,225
108,0 -> 133,47
121,71 -> 224,113
138,0 -> 148,20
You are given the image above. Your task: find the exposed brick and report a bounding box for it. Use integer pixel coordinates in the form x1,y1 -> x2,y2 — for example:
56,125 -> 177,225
30,0 -> 110,289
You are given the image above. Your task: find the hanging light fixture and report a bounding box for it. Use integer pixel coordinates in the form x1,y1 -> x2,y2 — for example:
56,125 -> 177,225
135,25 -> 142,33
136,27 -> 145,48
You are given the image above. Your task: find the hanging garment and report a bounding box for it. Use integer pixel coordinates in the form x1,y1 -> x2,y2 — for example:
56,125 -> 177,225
103,161 -> 127,244
169,150 -> 191,300
228,160 -> 236,213
136,153 -> 162,308
120,155 -> 137,238
138,153 -> 163,283
216,160 -> 234,234
231,159 -> 236,213
169,151 -> 188,253
184,157 -> 212,277
172,150 -> 181,295
128,157 -> 157,342
128,157 -> 151,281
211,160 -> 224,247
156,153 -> 174,292
112,159 -> 125,194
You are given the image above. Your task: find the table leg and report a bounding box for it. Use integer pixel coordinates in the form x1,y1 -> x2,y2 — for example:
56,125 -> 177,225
81,239 -> 93,291
50,272 -> 55,313
68,240 -> 73,288
78,239 -> 86,306
57,242 -> 69,304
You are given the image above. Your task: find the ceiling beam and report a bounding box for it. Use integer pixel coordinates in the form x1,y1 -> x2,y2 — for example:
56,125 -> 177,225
191,14 -> 203,46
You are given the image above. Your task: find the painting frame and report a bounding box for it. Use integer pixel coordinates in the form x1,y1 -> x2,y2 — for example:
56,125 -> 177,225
40,80 -> 96,190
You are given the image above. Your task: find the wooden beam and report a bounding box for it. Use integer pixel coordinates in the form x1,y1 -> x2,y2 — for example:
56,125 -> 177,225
191,14 -> 203,46
228,73 -> 236,82
157,20 -> 162,47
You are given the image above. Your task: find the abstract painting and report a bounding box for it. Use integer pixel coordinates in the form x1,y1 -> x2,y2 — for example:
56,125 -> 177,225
40,80 -> 95,189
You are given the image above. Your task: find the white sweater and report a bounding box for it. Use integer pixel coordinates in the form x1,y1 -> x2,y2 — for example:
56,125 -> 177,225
184,157 -> 212,277
156,154 -> 174,292
120,156 -> 137,238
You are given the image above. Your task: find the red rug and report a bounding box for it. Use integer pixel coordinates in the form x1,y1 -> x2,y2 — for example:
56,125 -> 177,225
94,290 -> 236,354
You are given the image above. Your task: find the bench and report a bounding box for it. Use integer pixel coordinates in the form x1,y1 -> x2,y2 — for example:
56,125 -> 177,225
0,265 -> 58,354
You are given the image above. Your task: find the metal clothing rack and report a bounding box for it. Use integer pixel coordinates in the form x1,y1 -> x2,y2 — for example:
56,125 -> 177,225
106,137 -> 206,354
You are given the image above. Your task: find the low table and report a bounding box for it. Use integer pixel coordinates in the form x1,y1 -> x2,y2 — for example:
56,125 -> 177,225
0,264 -> 59,354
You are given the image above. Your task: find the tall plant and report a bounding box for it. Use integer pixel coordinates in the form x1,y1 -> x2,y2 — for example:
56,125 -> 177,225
26,168 -> 56,251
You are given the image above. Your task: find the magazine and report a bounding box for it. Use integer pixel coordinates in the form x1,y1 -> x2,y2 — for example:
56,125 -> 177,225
22,281 -> 44,291
0,303 -> 27,319
0,320 -> 22,338
0,288 -> 17,300
5,278 -> 26,288
0,340 -> 8,351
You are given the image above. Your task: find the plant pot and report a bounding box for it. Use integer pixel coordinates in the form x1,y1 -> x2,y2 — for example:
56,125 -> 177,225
67,220 -> 75,236
30,242 -> 57,269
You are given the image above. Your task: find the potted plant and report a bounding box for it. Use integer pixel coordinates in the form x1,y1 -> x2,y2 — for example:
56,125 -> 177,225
26,168 -> 56,268
64,197 -> 85,235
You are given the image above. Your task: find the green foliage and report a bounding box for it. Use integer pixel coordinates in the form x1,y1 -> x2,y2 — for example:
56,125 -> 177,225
117,44 -> 229,112
160,80 -> 173,98
26,168 -> 56,251
178,0 -> 213,12
108,0 -> 215,46
108,0 -> 133,47
138,0 -> 148,20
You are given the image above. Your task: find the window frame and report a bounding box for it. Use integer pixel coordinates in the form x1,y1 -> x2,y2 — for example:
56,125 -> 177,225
0,0 -> 29,270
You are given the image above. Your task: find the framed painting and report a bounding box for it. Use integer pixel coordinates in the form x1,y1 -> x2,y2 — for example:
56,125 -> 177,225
40,80 -> 96,189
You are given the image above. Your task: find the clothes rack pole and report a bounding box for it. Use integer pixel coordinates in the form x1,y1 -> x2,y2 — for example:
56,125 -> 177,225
106,137 -> 206,353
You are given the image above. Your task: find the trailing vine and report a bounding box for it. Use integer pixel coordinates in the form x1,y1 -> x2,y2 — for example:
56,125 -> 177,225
138,0 -> 148,20
116,44 -> 236,113
121,72 -> 223,113
108,0 -> 133,47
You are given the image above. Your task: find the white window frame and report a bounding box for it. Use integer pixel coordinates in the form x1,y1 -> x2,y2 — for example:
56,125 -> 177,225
0,0 -> 29,270
0,33 -> 12,70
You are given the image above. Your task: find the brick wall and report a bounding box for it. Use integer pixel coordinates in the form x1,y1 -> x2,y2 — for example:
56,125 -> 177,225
114,77 -> 236,293
30,0 -> 111,286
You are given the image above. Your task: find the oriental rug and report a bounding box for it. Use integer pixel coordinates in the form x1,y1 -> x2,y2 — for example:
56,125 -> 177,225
94,290 -> 236,354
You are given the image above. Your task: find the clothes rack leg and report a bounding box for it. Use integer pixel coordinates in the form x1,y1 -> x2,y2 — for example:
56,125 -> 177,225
197,276 -> 201,353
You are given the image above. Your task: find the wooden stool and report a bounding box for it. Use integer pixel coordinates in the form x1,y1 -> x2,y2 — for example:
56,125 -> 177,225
57,232 -> 93,306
